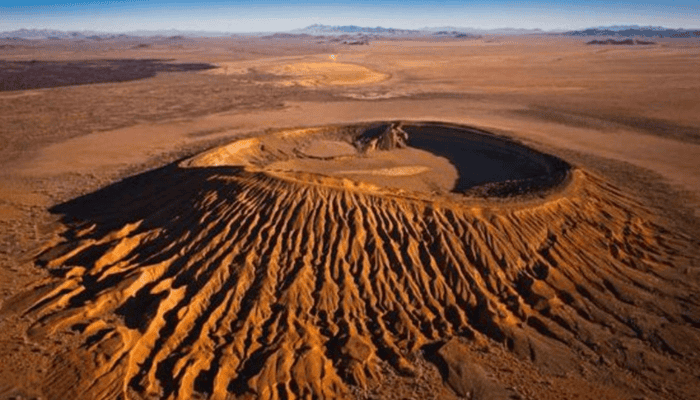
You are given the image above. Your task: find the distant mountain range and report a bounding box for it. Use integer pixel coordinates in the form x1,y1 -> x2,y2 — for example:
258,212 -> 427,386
291,24 -> 546,36
589,25 -> 667,31
565,26 -> 699,38
420,26 -> 547,35
1,25 -> 698,40
291,24 -> 421,35
0,28 -> 128,40
0,28 -> 236,40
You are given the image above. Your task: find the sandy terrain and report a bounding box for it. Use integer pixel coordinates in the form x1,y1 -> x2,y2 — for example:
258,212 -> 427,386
1,35 -> 700,400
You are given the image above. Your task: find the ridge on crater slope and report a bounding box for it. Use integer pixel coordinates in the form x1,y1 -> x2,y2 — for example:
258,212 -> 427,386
3,122 -> 699,400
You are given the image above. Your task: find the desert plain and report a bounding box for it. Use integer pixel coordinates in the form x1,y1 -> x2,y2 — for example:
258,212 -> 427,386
0,34 -> 700,400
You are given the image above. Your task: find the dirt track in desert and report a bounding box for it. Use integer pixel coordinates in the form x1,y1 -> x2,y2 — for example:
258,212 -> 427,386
1,36 -> 700,400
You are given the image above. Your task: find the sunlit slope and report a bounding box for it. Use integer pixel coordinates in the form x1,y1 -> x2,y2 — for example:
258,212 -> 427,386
13,123 -> 700,400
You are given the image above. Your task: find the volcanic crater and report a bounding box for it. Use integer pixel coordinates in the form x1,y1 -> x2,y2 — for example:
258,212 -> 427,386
7,121 -> 700,400
183,121 -> 571,198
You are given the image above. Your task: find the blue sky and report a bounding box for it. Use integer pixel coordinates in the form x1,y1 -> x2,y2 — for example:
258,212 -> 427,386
1,1 -> 698,32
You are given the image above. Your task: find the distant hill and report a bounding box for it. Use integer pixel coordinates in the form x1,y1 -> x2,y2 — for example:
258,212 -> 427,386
586,38 -> 657,45
421,26 -> 548,35
589,25 -> 667,31
0,28 -> 237,40
0,28 -> 131,40
293,24 -> 531,36
565,26 -> 699,38
125,29 -> 235,38
291,24 -> 422,36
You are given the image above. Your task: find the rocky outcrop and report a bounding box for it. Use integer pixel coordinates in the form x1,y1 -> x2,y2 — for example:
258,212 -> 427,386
354,122 -> 409,152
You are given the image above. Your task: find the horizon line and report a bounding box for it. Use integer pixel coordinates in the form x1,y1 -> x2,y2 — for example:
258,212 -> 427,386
3,23 -> 700,35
